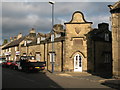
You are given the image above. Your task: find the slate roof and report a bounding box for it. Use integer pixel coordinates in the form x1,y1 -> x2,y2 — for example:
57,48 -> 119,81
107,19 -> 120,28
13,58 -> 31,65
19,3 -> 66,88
26,36 -> 65,46
54,29 -> 65,34
88,28 -> 111,42
2,36 -> 25,49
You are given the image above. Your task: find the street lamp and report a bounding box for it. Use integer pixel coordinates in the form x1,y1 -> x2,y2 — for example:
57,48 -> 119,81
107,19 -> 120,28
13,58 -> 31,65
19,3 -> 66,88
49,1 -> 55,73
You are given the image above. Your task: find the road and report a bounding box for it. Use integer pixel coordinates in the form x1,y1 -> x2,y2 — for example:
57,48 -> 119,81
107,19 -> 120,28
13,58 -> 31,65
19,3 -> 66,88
2,67 -> 116,89
2,67 -> 61,89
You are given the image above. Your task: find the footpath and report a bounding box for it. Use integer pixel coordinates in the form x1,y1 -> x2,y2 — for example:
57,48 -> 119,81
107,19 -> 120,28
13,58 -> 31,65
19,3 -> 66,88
44,70 -> 120,89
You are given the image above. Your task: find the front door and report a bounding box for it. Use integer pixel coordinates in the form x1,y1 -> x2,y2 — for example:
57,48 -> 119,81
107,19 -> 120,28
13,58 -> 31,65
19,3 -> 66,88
74,54 -> 82,72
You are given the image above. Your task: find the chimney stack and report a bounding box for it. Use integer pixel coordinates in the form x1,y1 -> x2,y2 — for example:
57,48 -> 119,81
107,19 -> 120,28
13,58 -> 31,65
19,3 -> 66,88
30,28 -> 36,33
10,37 -> 13,42
98,23 -> 109,30
17,33 -> 22,39
14,36 -> 17,40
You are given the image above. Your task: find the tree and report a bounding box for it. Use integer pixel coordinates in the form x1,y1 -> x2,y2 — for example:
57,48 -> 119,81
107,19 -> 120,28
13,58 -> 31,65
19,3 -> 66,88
2,39 -> 8,45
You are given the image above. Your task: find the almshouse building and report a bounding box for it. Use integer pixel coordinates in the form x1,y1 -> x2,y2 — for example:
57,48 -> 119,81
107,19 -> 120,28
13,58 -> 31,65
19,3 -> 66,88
108,1 -> 120,78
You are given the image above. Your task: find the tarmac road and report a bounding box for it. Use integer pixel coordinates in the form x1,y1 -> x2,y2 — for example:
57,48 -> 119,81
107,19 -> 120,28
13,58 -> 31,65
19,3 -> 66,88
2,67 -> 61,89
2,67 -> 116,89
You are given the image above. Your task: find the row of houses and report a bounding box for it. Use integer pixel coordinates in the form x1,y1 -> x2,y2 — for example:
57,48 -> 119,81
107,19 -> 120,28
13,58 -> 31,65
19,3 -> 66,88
1,1 -> 120,78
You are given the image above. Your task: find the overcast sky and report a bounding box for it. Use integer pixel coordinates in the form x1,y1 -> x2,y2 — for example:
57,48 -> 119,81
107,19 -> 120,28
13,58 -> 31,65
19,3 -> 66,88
1,1 -> 116,44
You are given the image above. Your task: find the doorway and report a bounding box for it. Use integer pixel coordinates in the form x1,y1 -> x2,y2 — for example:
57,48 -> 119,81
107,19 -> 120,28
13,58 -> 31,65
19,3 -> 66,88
74,54 -> 82,72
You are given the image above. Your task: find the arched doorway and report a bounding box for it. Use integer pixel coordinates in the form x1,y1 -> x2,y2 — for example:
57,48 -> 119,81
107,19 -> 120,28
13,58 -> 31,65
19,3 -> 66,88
74,54 -> 82,72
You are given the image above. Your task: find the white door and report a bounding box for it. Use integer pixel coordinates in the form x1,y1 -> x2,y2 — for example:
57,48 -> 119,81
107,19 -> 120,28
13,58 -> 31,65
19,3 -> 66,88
74,54 -> 82,72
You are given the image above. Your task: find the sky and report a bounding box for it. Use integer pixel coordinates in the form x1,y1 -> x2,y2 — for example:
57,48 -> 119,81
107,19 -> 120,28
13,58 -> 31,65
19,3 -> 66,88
1,0 -> 118,45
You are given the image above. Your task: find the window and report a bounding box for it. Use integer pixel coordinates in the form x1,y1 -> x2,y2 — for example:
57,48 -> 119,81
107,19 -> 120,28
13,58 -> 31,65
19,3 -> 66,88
15,47 -> 18,51
36,53 -> 40,61
105,33 -> 109,41
27,40 -> 32,44
51,34 -> 54,42
56,34 -> 61,38
6,49 -> 8,52
37,38 -> 40,44
104,53 -> 111,63
49,53 -> 55,62
41,37 -> 45,41
9,48 -> 11,52
24,41 -> 27,46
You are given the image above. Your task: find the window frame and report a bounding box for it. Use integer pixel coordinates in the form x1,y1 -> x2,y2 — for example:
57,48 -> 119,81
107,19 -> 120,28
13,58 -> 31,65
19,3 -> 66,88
49,52 -> 55,62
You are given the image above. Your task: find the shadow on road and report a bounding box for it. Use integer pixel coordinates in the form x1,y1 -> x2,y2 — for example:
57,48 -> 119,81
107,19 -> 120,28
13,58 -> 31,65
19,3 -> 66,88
2,68 -> 63,89
101,81 -> 120,90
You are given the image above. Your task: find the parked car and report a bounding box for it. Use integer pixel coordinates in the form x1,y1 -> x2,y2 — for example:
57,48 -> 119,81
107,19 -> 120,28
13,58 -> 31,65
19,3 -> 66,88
10,61 -> 19,70
3,60 -> 13,68
0,60 -> 2,65
0,57 -> 6,65
19,56 -> 46,72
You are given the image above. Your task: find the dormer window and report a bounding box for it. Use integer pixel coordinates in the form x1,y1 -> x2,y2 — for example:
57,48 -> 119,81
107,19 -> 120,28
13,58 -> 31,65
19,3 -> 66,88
105,33 -> 109,41
37,37 -> 40,44
24,41 -> 27,46
27,40 -> 32,44
56,33 -> 61,38
51,34 -> 54,42
41,37 -> 45,40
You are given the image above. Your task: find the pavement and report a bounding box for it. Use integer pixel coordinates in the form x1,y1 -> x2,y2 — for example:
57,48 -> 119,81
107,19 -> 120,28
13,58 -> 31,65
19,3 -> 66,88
45,70 -> 120,89
100,79 -> 120,89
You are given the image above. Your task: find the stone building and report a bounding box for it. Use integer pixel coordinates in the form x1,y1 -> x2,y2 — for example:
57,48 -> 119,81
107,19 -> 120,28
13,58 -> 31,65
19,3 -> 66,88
20,28 -> 36,56
2,33 -> 24,61
108,1 -> 120,78
2,11 -> 112,74
87,23 -> 112,77
2,28 -> 36,61
24,11 -> 93,72
23,24 -> 65,72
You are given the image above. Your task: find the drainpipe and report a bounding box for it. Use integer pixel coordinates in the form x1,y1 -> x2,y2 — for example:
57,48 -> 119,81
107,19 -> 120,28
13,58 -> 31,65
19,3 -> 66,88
44,43 -> 45,62
61,40 -> 64,72
93,40 -> 96,73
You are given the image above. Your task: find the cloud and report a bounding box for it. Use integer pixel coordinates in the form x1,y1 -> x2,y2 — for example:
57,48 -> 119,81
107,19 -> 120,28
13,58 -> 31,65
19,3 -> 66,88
2,2 -> 115,43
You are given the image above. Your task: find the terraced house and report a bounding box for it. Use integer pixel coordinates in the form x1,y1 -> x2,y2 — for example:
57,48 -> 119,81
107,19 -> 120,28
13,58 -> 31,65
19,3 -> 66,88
2,11 -> 112,75
2,28 -> 36,61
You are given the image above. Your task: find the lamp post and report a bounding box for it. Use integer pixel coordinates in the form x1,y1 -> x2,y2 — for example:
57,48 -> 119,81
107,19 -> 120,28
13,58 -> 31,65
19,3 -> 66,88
49,1 -> 55,73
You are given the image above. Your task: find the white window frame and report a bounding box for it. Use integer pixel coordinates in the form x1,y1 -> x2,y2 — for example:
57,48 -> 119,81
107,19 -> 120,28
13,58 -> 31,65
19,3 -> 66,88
51,34 -> 54,42
24,41 -> 27,46
56,33 -> 61,38
36,53 -> 41,61
27,40 -> 32,44
41,37 -> 45,41
15,47 -> 17,51
9,48 -> 11,52
49,53 -> 55,62
37,37 -> 40,44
